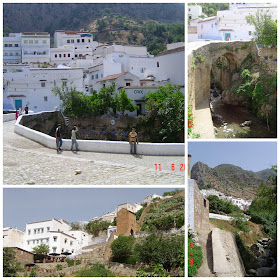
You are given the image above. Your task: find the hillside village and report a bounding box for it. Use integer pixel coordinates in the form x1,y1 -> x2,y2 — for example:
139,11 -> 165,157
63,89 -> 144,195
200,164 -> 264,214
4,190 -> 185,277
3,30 -> 184,115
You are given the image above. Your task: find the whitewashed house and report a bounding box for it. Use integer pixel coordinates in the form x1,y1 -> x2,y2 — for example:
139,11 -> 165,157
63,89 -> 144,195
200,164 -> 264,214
25,218 -> 89,255
3,227 -> 25,249
3,66 -> 84,112
142,194 -> 163,204
188,4 -> 204,20
217,4 -> 277,41
21,32 -> 50,64
3,33 -> 22,63
54,30 -> 99,49
197,16 -> 222,40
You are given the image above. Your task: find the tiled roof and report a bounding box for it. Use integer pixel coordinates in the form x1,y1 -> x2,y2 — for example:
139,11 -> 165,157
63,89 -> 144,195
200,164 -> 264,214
98,72 -> 128,82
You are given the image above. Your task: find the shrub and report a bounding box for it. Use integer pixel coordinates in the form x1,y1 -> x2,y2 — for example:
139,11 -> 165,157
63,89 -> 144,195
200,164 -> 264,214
110,235 -> 135,262
75,263 -> 115,277
3,247 -> 22,277
134,233 -> 184,271
188,236 -> 202,276
66,259 -> 81,267
56,264 -> 63,271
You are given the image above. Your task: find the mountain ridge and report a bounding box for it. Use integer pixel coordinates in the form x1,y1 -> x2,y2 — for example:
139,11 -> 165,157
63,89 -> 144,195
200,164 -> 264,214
191,162 -> 275,200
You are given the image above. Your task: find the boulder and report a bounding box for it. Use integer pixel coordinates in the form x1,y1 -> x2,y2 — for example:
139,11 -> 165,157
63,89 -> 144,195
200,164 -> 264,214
248,269 -> 258,276
250,243 -> 266,257
256,266 -> 276,277
240,120 -> 252,127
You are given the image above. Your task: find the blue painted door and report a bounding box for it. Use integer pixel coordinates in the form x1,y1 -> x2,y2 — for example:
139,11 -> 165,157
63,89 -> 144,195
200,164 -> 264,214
15,100 -> 22,110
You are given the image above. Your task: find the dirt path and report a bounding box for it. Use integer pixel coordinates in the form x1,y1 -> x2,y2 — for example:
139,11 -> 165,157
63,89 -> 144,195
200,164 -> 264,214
196,224 -> 216,277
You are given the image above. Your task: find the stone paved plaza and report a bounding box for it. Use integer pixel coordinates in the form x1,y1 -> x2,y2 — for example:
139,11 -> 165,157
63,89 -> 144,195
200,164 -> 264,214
3,121 -> 185,185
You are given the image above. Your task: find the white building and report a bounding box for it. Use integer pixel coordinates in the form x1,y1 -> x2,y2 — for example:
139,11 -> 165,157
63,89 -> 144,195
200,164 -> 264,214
3,33 -> 22,63
188,5 -> 203,20
142,194 -> 163,204
155,46 -> 185,86
3,66 -> 84,112
117,203 -> 139,213
3,227 -> 25,249
197,17 -> 222,40
54,30 -> 99,49
217,5 -> 277,41
50,45 -> 75,65
21,32 -> 50,64
25,218 -> 89,255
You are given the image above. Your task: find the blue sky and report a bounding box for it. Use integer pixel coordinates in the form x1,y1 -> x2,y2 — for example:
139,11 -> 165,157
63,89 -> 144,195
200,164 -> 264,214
3,188 -> 181,231
188,141 -> 277,172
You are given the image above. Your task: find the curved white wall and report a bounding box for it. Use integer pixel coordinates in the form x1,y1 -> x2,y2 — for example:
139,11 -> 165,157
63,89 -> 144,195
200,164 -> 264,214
14,114 -> 185,156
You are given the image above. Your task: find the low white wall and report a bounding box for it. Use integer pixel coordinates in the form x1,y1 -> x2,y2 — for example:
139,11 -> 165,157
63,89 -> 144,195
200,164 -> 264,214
14,115 -> 185,156
3,113 -> 16,122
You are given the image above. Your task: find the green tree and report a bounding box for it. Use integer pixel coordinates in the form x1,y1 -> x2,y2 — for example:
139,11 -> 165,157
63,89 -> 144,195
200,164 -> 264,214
71,222 -> 82,230
3,248 -> 22,277
32,244 -> 50,254
97,18 -> 107,32
246,10 -> 277,47
110,235 -> 135,261
3,26 -> 12,37
85,219 -> 111,237
134,234 -> 184,271
115,89 -> 138,115
145,83 -> 184,142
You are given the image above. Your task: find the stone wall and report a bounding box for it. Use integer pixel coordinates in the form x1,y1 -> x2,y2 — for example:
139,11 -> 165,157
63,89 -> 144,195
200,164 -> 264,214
259,47 -> 277,73
188,179 -> 209,231
11,247 -> 34,267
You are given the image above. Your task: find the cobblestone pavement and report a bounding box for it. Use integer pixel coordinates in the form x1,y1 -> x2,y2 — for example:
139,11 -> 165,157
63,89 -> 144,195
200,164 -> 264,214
3,121 -> 185,185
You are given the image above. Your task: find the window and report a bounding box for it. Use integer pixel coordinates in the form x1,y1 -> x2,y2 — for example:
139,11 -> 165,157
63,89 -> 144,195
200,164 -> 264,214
91,75 -> 94,80
9,44 -> 12,47
204,198 -> 207,208
44,96 -> 48,102
62,248 -> 64,252
41,82 -> 46,88
64,54 -> 66,57
64,238 -> 67,244
16,52 -> 19,55
68,54 -> 70,57
59,54 -> 62,58
47,227 -> 50,232
95,74 -> 98,79
4,44 -> 8,47
37,240 -> 39,244
82,39 -> 84,43
34,40 -> 38,44
46,238 -> 49,243
72,249 -> 74,253
27,241 -> 30,245
249,31 -> 252,35
126,83 -> 131,86
53,247 -> 57,253
157,62 -> 159,68
79,54 -> 82,57
53,237 -> 57,242
28,230 -> 31,235
29,40 -> 33,44
75,54 -> 78,57
62,81 -> 67,87
71,39 -> 74,43
24,40 -> 28,44
101,74 -> 103,78
88,39 -> 91,42
55,54 -> 57,58
43,40 -> 47,44
77,39 -> 80,43
67,40 -> 70,43
70,241 -> 73,246
33,240 -> 35,244
140,68 -> 144,73
34,229 -> 36,234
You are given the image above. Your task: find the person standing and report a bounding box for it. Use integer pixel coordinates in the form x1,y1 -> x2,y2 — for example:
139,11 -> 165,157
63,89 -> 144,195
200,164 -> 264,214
71,126 -> 79,151
129,128 -> 139,154
18,106 -> 23,115
24,104 -> 28,114
55,124 -> 63,152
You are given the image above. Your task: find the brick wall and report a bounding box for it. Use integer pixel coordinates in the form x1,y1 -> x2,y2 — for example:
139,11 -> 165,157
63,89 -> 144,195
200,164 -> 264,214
117,208 -> 137,236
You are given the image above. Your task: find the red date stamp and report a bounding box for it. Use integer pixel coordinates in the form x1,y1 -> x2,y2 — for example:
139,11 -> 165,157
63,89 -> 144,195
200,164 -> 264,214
155,164 -> 185,171
189,243 -> 194,266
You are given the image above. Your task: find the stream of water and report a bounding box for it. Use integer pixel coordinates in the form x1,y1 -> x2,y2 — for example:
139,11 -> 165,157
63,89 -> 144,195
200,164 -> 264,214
210,85 -> 276,138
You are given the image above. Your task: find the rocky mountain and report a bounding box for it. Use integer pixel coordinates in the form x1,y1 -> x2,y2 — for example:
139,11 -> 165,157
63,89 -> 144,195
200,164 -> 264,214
3,3 -> 184,35
191,162 -> 273,199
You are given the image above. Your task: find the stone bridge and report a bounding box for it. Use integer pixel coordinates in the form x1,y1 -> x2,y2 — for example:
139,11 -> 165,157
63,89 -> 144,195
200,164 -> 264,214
188,41 -> 259,138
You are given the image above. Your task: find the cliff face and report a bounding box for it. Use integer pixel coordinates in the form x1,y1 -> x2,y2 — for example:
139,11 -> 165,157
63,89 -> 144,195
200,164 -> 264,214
191,162 -> 273,200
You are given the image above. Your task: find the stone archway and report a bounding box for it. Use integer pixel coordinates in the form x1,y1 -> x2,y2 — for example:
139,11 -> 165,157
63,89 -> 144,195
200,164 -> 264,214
211,53 -> 240,91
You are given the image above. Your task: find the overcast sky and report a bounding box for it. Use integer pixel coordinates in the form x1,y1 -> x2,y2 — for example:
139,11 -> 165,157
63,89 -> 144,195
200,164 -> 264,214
4,187 -> 181,231
188,141 -> 277,172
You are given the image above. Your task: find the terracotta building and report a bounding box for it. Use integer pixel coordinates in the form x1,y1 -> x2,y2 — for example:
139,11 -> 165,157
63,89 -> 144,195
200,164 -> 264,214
116,208 -> 137,236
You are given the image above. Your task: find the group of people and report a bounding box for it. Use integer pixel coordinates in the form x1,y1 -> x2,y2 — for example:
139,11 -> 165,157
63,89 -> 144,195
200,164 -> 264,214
15,105 -> 28,120
55,125 -> 139,154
